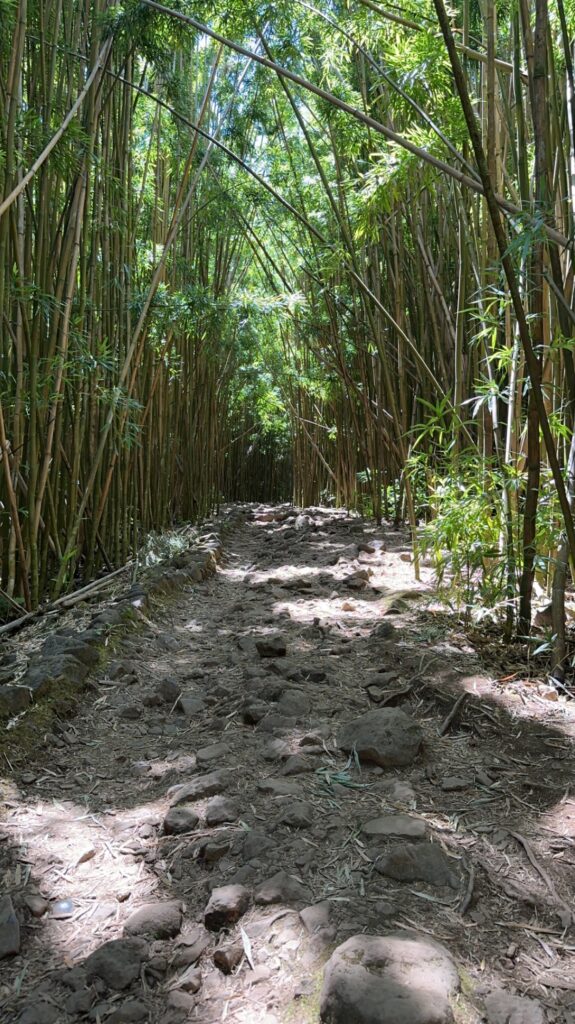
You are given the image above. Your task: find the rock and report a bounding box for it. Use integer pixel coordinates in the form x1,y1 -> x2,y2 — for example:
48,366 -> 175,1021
213,942 -> 243,974
242,700 -> 269,724
172,965 -> 202,993
261,739 -> 291,761
84,938 -> 149,990
0,895 -> 20,958
204,885 -> 250,930
338,708 -> 422,767
18,1003 -> 59,1024
177,695 -> 206,717
20,654 -> 89,697
255,870 -> 310,905
167,990 -> 196,1012
124,901 -> 182,940
377,779 -> 416,807
300,902 -> 331,934
158,677 -> 180,703
441,776 -> 470,792
170,927 -> 210,968
372,622 -> 395,640
196,742 -> 230,766
287,666 -> 327,684
107,1000 -> 149,1023
278,801 -> 314,829
197,837 -> 232,864
205,796 -> 240,827
281,755 -> 314,776
163,807 -> 199,835
241,832 -> 277,861
362,814 -> 426,839
170,770 -> 230,806
484,991 -> 544,1024
319,931 -> 459,1024
23,894 -> 49,918
65,991 -> 94,1015
257,713 -> 297,734
60,967 -> 88,992
278,690 -> 311,717
374,842 -> 460,889
0,685 -> 31,718
248,964 -> 273,984
119,704 -> 141,720
42,635 -> 100,667
257,779 -> 303,797
256,635 -> 287,658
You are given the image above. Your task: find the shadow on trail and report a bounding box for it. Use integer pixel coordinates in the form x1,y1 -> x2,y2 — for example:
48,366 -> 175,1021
1,504 -> 574,1022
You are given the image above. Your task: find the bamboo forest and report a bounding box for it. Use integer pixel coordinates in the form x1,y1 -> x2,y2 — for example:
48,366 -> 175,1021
3,2 -> 575,1024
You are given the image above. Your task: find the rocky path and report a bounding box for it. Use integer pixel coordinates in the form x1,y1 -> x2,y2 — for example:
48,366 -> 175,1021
1,505 -> 575,1024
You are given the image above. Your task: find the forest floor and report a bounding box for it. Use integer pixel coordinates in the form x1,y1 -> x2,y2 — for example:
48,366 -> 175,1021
1,505 -> 575,1024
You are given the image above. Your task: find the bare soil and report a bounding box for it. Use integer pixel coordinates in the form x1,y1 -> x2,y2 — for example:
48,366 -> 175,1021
1,504 -> 575,1024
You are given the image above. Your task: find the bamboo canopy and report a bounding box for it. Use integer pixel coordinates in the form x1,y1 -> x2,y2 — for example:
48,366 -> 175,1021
1,0 -> 575,666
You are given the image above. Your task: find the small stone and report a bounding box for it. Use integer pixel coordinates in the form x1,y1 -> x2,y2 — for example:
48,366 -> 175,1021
18,1003 -> 59,1024
65,991 -> 94,1015
124,901 -> 182,940
338,708 -> 422,767
172,966 -> 202,993
249,964 -> 273,984
177,695 -> 206,717
107,1000 -> 149,1023
372,622 -> 395,640
170,769 -> 230,806
204,885 -> 250,931
167,990 -> 196,1012
242,701 -> 269,724
241,832 -> 277,861
213,942 -> 243,974
255,870 -> 309,905
377,779 -> 416,807
196,742 -> 230,766
0,895 -> 20,958
261,739 -> 291,761
163,807 -> 199,835
256,635 -> 287,658
281,755 -> 314,776
24,894 -> 49,918
60,967 -> 88,992
84,938 -> 149,990
484,990 -> 545,1024
441,776 -> 470,792
0,685 -> 31,718
278,801 -> 314,829
158,677 -> 180,703
374,842 -> 460,889
205,796 -> 240,827
320,931 -> 459,1024
198,837 -> 232,864
257,778 -> 303,797
278,690 -> 311,717
361,814 -> 426,839
118,704 -> 141,720
170,927 -> 210,967
300,902 -> 331,934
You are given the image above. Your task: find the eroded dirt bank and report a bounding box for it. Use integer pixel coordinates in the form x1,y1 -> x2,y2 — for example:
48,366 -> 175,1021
1,505 -> 575,1024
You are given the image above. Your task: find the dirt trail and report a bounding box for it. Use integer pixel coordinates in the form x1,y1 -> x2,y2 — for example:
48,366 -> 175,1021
1,505 -> 575,1024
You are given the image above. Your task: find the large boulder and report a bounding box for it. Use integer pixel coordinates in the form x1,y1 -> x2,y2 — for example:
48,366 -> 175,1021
338,708 -> 422,767
320,932 -> 460,1024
